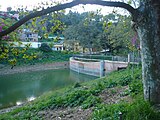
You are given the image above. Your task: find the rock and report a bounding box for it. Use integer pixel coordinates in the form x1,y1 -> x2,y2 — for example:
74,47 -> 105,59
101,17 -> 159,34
66,114 -> 73,118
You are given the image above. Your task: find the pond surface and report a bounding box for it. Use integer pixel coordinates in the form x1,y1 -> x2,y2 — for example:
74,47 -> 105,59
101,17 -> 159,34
0,69 -> 97,109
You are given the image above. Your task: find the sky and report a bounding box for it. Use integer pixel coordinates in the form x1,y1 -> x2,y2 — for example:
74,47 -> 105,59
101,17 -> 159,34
0,0 -> 128,15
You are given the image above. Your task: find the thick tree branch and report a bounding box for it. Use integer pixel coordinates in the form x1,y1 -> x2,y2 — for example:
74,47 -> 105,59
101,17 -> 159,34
0,0 -> 136,37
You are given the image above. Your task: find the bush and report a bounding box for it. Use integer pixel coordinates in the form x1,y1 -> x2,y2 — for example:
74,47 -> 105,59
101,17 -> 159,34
82,95 -> 101,109
91,103 -> 127,120
125,98 -> 160,120
118,75 -> 132,86
129,80 -> 143,95
39,43 -> 52,52
91,98 -> 160,120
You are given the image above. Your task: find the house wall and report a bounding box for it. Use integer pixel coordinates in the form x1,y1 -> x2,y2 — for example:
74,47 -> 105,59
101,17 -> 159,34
10,42 -> 40,48
19,32 -> 38,42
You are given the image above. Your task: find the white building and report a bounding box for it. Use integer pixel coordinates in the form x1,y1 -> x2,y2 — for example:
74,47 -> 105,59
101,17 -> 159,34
19,29 -> 38,42
9,41 -> 65,51
51,41 -> 64,51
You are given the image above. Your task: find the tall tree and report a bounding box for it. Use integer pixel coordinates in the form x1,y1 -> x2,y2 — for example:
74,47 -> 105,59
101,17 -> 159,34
97,14 -> 133,55
0,0 -> 160,104
63,12 -> 102,53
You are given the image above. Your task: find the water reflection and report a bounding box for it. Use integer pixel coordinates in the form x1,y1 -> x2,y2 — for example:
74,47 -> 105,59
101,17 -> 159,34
0,69 -> 97,109
16,101 -> 22,106
27,96 -> 36,102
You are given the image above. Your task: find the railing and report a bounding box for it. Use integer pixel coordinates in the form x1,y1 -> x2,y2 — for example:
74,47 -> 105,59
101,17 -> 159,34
73,54 -> 141,63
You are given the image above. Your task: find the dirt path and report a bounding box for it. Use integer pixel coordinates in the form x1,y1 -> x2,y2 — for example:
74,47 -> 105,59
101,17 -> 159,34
38,107 -> 92,120
0,62 -> 69,75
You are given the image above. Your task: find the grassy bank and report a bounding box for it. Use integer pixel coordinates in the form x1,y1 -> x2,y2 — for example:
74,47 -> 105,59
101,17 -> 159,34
0,66 -> 160,120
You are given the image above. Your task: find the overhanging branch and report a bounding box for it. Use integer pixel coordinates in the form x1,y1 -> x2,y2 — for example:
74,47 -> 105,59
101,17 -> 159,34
0,0 -> 136,37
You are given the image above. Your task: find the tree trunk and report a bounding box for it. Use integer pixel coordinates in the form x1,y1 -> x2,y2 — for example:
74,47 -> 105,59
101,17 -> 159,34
137,1 -> 160,104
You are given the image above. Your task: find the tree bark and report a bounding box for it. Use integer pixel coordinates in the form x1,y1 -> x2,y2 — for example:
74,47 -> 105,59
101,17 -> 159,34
137,1 -> 160,104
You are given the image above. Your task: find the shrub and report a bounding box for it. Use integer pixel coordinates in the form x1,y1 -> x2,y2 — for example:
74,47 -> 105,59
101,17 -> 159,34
125,98 -> 160,120
118,75 -> 132,86
82,95 -> 102,109
39,43 -> 52,52
91,97 -> 160,120
107,79 -> 117,88
73,82 -> 81,88
91,103 -> 127,120
129,80 -> 143,95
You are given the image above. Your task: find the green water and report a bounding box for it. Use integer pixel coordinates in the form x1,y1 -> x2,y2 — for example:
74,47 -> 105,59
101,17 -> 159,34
0,69 -> 97,109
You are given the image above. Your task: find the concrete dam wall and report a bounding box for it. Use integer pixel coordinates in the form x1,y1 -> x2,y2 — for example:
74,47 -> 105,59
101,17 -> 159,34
70,57 -> 128,77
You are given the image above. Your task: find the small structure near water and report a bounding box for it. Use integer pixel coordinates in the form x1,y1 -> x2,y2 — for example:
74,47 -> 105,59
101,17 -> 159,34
70,57 -> 129,77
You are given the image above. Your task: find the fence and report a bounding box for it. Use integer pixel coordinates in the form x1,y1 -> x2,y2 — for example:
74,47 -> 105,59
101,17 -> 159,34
73,53 -> 141,63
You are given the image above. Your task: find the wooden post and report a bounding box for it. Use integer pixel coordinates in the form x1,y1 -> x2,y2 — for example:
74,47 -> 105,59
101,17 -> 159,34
100,60 -> 105,77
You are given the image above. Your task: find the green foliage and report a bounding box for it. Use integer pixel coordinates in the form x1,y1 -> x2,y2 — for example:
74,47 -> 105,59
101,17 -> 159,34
89,81 -> 106,95
92,103 -> 127,120
99,15 -> 135,55
63,11 -> 102,52
118,75 -> 132,86
0,5 -> 66,66
73,82 -> 81,88
0,42 -> 36,66
82,95 -> 102,109
89,67 -> 158,120
129,80 -> 143,95
0,48 -> 75,66
63,89 -> 90,107
91,98 -> 160,120
107,79 -> 117,88
63,12 -> 135,55
125,98 -> 160,120
39,43 -> 52,52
